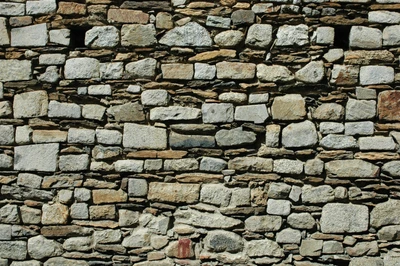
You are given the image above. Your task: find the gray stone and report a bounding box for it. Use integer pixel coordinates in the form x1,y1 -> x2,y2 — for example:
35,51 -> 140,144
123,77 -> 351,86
369,11 -> 400,24
202,103 -> 234,123
14,143 -> 58,172
11,23 -> 47,47
68,128 -> 95,144
345,99 -> 376,121
350,26 -> 382,49
320,134 -> 358,149
0,101 -> 12,117
164,158 -> 198,171
276,228 -> 301,244
276,24 -> 309,46
288,186 -> 304,204
302,185 -> 334,204
0,205 -> 20,224
148,183 -> 199,205
370,199 -> 400,228
323,48 -> 344,62
93,229 -> 121,244
11,261 -> 41,266
123,123 -> 167,149
267,183 -> 291,199
200,157 -> 227,172
359,136 -> 396,151
0,60 -> 32,82
265,124 -> 280,147
252,3 -> 275,13
127,85 -> 141,93
64,58 -> 100,79
245,215 -> 282,232
282,120 -> 318,148
323,241 -> 344,254
230,188 -> 251,207
249,93 -> 269,104
71,203 -> 89,219
174,208 -> 241,229
274,159 -> 303,174
115,160 -> 144,173
321,203 -> 369,233
141,90 -> 170,106
49,29 -> 70,46
144,159 -> 162,171
121,24 -> 156,47
257,64 -> 294,83
150,106 -> 201,121
247,239 -> 284,257
160,22 -> 212,47
360,65 -> 394,85
169,132 -> 215,148
0,18 -> 9,46
0,125 -> 13,145
383,25 -> 400,46
295,61 -> 324,83
215,127 -> 256,147
44,257 -> 89,266
356,87 -> 376,100
287,213 -> 316,229
106,102 -> 145,122
48,101 -> 81,118
214,30 -> 244,47
73,188 -> 90,202
231,10 -> 255,25
346,241 -> 379,256
96,129 -> 122,145
28,235 -> 63,259
100,62 -> 123,80
235,104 -> 269,124
0,224 -> 11,240
245,24 -> 273,48
271,94 -> 306,121
300,239 -> 323,257
0,241 -> 27,260
383,251 -> 400,266
330,65 -> 359,85
326,160 -> 379,178
59,154 -> 89,172
85,26 -> 119,48
204,230 -> 243,253
316,26 -> 334,44
345,121 -> 374,135
26,0 -> 56,15
38,66 -> 59,83
125,58 -> 157,79
88,85 -> 112,96
63,236 -> 92,251
377,225 -> 400,240
349,257 -> 384,266
82,104 -> 106,121
194,63 -> 216,80
0,3 -> 25,16
228,157 -> 273,172
0,154 -> 13,169
206,16 -> 231,29
128,179 -> 148,197
305,159 -> 324,176
266,199 -> 291,216
20,206 -> 41,225
382,161 -> 400,177
39,54 -> 66,65
119,209 -> 139,227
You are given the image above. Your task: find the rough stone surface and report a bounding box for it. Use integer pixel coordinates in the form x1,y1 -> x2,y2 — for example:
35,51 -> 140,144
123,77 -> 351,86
295,61 -> 325,83
148,183 -> 200,204
346,99 -> 376,121
271,94 -> 306,121
360,66 -> 394,85
64,58 -> 99,79
11,24 -> 47,47
121,24 -> 157,47
257,64 -> 294,82
215,127 -> 256,147
14,144 -> 58,172
159,22 -> 212,47
126,58 -> 157,79
85,26 -> 119,48
320,203 -> 369,233
0,60 -> 32,82
123,123 -> 167,150
245,24 -> 273,48
325,160 -> 380,178
216,61 -> 256,80
276,24 -> 309,46
350,26 -> 382,49
282,121 -> 318,148
150,106 -> 201,121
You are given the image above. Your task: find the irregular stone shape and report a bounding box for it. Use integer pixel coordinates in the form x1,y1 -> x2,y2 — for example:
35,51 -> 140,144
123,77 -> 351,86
346,241 -> 379,257
100,62 -> 123,80
305,159 -> 324,176
377,225 -> 400,240
194,63 -> 216,80
64,58 -> 100,79
326,160 -> 379,178
128,179 -> 148,197
378,90 -> 400,121
383,25 -> 400,46
323,240 -> 344,254
141,89 -> 170,106
313,103 -> 344,121
0,18 -> 9,46
164,158 -> 198,171
125,58 -> 157,79
214,30 -> 244,47
349,257 -> 384,266
320,134 -> 358,149
215,127 -> 256,147
162,64 -> 193,80
369,11 -> 400,24
189,49 -> 236,62
206,15 -> 231,29
274,159 -> 303,174
382,161 -> 400,177
276,24 -> 309,46
345,121 -> 374,136
316,26 -> 334,45
300,239 -> 323,257
14,143 -> 58,172
267,199 -> 291,216
44,257 -> 89,266
228,157 -> 273,172
0,101 -> 12,117
330,65 -> 359,85
199,157 -> 227,172
0,154 -> 12,169
235,104 -> 269,124
257,64 -> 294,82
267,183 -> 291,199
276,228 -> 301,244
302,185 -> 334,204
93,229 -> 121,244
174,209 -> 241,229
202,103 -> 234,123
107,102 -> 145,122
82,104 -> 106,121
345,99 -> 376,121
0,60 -> 32,82
295,61 -> 324,83
42,203 -> 69,225
0,241 -> 27,260
249,93 -> 269,103
11,23 -> 47,47
360,66 -> 394,85
0,205 -> 20,224
247,239 -> 284,258
92,189 -> 127,204
265,124 -> 280,147
48,101 -> 81,118
200,184 -> 232,207
85,26 -> 119,48
49,29 -> 70,46
0,3 -> 25,16
123,123 -> 167,150
350,26 -> 382,49
115,160 -> 144,173
324,48 -> 344,63
155,12 -> 173,29
28,235 -> 63,259
231,10 -> 255,25
245,215 -> 282,232
63,236 -> 92,251
282,120 -> 318,148
245,24 -> 272,48
216,61 -> 256,80
287,213 -> 316,229
320,203 -> 369,233
371,199 -> 400,228
121,24 -> 157,47
148,183 -> 200,204
204,230 -> 243,253
169,132 -> 215,148
359,136 -> 396,151
165,239 -> 194,259
150,106 -> 201,121
108,9 -> 149,24
271,94 -> 306,121
59,154 -> 89,172
160,22 -> 212,47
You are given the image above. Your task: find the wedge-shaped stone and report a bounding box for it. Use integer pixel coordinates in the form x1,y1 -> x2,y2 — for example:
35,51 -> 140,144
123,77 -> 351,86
215,127 -> 256,147
121,24 -> 157,47
228,157 -> 273,172
295,61 -> 324,83
247,239 -> 284,257
350,26 -> 382,49
216,61 -> 256,80
14,143 -> 58,172
123,123 -> 167,150
150,106 -> 201,121
0,18 -> 9,46
174,209 -> 241,229
159,22 -> 212,47
325,160 -> 379,178
0,60 -> 32,82
11,23 -> 47,47
371,199 -> 400,228
282,120 -> 318,148
321,203 -> 369,233
148,182 -> 200,204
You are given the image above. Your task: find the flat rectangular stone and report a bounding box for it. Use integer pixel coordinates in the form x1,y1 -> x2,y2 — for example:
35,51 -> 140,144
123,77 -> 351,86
32,130 -> 68,143
148,182 -> 200,203
123,123 -> 167,150
11,23 -> 48,47
14,143 -> 59,172
108,9 -> 149,24
216,62 -> 256,80
92,189 -> 128,204
42,174 -> 83,188
0,3 -> 25,16
325,160 -> 380,178
0,60 -> 32,82
169,132 -> 215,148
161,64 -> 193,80
359,136 -> 397,151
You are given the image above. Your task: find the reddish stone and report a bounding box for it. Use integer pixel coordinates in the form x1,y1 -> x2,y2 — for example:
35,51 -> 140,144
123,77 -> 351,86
378,90 -> 400,121
57,2 -> 86,15
178,239 -> 192,259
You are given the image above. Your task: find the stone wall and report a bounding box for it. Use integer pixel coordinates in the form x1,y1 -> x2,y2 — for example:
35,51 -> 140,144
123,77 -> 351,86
0,0 -> 400,265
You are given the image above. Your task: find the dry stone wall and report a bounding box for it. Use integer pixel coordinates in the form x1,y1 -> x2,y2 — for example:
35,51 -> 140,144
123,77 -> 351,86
1,0 -> 400,265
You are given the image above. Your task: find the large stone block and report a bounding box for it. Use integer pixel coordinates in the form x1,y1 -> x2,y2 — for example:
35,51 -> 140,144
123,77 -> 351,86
159,22 -> 212,47
276,24 -> 309,46
215,127 -> 256,147
360,66 -> 394,85
257,64 -> 294,82
350,26 -> 382,49
345,99 -> 376,121
123,123 -> 167,150
121,24 -> 157,47
148,182 -> 200,203
150,106 -> 201,121
235,104 -> 269,124
325,160 -> 379,178
0,18 -> 9,46
26,0 -> 56,15
320,203 -> 369,233
85,26 -> 119,48
271,94 -> 306,121
0,241 -> 27,260
370,199 -> 400,228
11,23 -> 48,47
383,25 -> 400,46
202,103 -> 234,123
64,58 -> 100,79
14,143 -> 59,172
216,62 -> 256,80
0,60 -> 32,82
245,24 -> 272,48
378,90 -> 400,121
282,120 -> 318,148
125,58 -> 157,79
0,3 -> 25,16
161,64 -> 193,80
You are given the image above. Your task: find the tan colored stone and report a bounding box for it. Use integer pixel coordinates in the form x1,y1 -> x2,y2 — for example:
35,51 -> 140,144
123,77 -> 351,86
216,61 -> 256,80
344,50 -> 394,65
148,182 -> 200,203
161,64 -> 193,80
176,173 -> 223,183
89,205 -> 116,220
41,225 -> 93,237
57,2 -> 86,15
188,49 -> 236,62
32,130 -> 67,143
42,203 -> 69,225
271,94 -> 306,121
107,9 -> 149,24
354,152 -> 400,160
92,189 -> 128,204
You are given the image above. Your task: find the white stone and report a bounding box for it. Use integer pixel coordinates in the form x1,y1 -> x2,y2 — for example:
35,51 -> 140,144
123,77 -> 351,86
0,3 -> 25,16
82,104 -> 106,121
194,63 -> 216,80
11,23 -> 48,47
88,85 -> 112,96
295,61 -> 324,83
68,128 -> 95,144
26,0 -> 56,15
39,54 -> 66,65
282,120 -> 318,148
369,11 -> 400,24
316,26 -> 334,45
14,90 -> 48,118
359,136 -> 397,151
234,104 -> 269,124
323,48 -> 344,62
96,129 -> 122,145
64,58 -> 100,79
59,154 -> 89,172
0,154 -> 13,169
345,121 -> 374,135
0,18 -> 9,46
249,93 -> 269,104
85,26 -> 119,48
383,25 -> 400,46
345,99 -> 376,121
267,199 -> 291,216
0,125 -> 14,145
49,29 -> 70,46
0,60 -> 32,82
319,122 -> 344,134
15,126 -> 32,144
276,24 -> 309,46
321,203 -> 369,233
214,30 -> 244,48
274,159 -> 304,174
350,26 -> 382,49
141,89 -> 170,106
14,143 -> 59,172
320,134 -> 358,149
48,101 -> 81,118
150,106 -> 201,121
257,64 -> 294,82
125,58 -> 157,79
245,24 -> 273,48
115,160 -> 144,173
127,85 -> 141,94
160,22 -> 212,47
27,235 -> 63,259
360,66 -> 394,85
100,62 -> 123,80
202,103 -> 234,124
123,123 -> 167,149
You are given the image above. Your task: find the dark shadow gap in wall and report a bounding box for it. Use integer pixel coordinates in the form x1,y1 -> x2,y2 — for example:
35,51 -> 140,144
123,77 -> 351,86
334,25 -> 351,50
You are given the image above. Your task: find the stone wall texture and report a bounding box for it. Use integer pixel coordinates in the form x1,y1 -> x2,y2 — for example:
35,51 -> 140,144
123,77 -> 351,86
0,0 -> 400,265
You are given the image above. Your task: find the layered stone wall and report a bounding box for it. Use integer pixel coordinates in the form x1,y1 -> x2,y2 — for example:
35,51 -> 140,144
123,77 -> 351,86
0,0 -> 400,265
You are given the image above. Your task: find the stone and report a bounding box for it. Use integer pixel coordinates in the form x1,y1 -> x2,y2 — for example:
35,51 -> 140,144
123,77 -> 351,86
108,9 -> 149,24
271,94 -> 306,121
267,183 -> 291,199
200,157 -> 227,172
282,120 -> 318,148
17,173 -> 42,189
164,158 -> 198,171
119,209 -> 139,227
245,24 -> 273,48
64,58 -> 100,79
96,129 -> 122,145
346,241 -> 379,256
115,160 -> 144,173
302,185 -> 334,204
377,225 -> 400,240
257,64 -> 294,83
0,3 -> 25,16
214,30 -> 244,47
295,61 -> 324,83
359,136 -> 396,151
11,23 -> 47,47
330,65 -> 359,85
93,229 -> 121,244
0,60 -> 32,82
41,203 -> 68,225
383,25 -> 400,46
215,127 -> 256,147
160,22 -> 212,47
0,224 -> 11,240
82,104 -> 106,121
68,128 -> 95,144
200,184 -> 232,207
49,29 -> 70,46
169,132 -> 215,148
345,121 -> 374,135
216,61 -> 256,80
326,160 -> 379,178
92,189 -> 128,204
204,230 -> 243,253
194,63 -> 216,80
0,241 -> 27,260
344,50 -> 394,65
276,24 -> 309,46
313,103 -> 344,121
150,106 -> 201,121
349,26 -> 382,49
107,102 -> 145,122
155,12 -> 173,29
345,99 -> 376,121
235,104 -> 269,124
121,24 -> 157,47
230,188 -> 251,207
0,101 -> 12,117
59,155 -> 89,172
323,48 -> 344,62
123,123 -> 167,150
89,205 -> 115,220
320,203 -> 369,233
202,103 -> 234,124
370,199 -> 400,228
369,11 -> 400,24
88,85 -> 112,96
0,125 -> 13,145
276,228 -> 301,244
266,199 -> 291,216
144,159 -> 163,171
231,10 -> 255,25
0,205 -> 20,224
378,90 -> 400,121
316,26 -> 334,45
305,159 -> 324,176
26,0 -> 56,15
0,18 -> 9,46
245,215 -> 282,232
125,58 -> 157,79
85,26 -> 119,48
349,257 -> 384,266
44,257 -> 88,266
382,161 -> 400,177
300,239 -> 323,257
48,101 -> 81,118
174,209 -> 241,229
323,241 -> 344,254
287,213 -> 316,229
274,159 -> 303,174
265,124 -> 280,147
28,235 -> 63,259
148,182 -> 199,203
100,62 -> 123,80
206,16 -> 231,29
128,179 -> 148,197
141,90 -> 170,106
320,134 -> 358,149
14,143 -> 58,172
356,87 -> 376,100
165,239 -> 194,259
63,236 -> 92,251
249,93 -> 269,104
252,3 -> 275,13
360,66 -> 394,85
247,239 -> 284,258
38,66 -> 59,84
162,64 -> 193,80
0,154 -> 13,169
228,157 -> 273,172
57,2 -> 85,15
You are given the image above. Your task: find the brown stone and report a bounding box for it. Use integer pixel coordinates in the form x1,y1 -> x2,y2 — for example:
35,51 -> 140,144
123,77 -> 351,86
157,150 -> 188,159
354,152 -> 400,160
42,203 -> 69,225
127,150 -> 158,159
148,182 -> 200,203
371,3 -> 400,10
317,151 -> 354,160
121,1 -> 172,11
42,175 -> 83,188
89,205 -> 116,220
344,50 -> 394,65
378,90 -> 400,121
107,9 -> 149,24
41,225 -> 94,237
73,220 -> 119,228
161,64 -> 193,80
235,173 -> 280,182
175,173 -> 223,183
92,189 -> 128,204
188,49 -> 236,62
0,175 -> 16,184
165,239 -> 195,259
9,16 -> 33,27
330,65 -> 359,85
57,2 -> 87,15
319,15 -> 367,25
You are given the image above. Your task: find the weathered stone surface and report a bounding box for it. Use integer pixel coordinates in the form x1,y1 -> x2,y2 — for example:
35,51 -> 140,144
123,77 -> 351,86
215,127 -> 256,147
150,106 -> 201,121
0,205 -> 20,224
235,104 -> 269,124
276,24 -> 309,46
156,12 -> 173,29
300,239 -> 323,257
128,179 -> 148,197
247,239 -> 284,257
345,99 -> 376,121
28,235 -> 63,259
164,158 -> 198,171
200,184 -> 231,206
14,144 -> 58,172
228,157 -> 273,172
313,103 -> 344,121
59,155 -> 89,172
160,22 -> 212,47
282,121 -> 318,148
231,10 -> 255,25
85,26 -> 119,48
359,136 -> 396,151
162,64 -> 193,80
320,134 -> 358,149
126,58 -> 157,79
271,94 -> 306,121
149,182 -> 200,203
371,200 -> 400,228
206,15 -> 231,29
0,60 -> 32,82
245,215 -> 282,232
383,25 -> 400,46
257,64 -> 294,83
245,24 -> 272,48
287,213 -> 316,229
277,228 -> 301,244
108,9 -> 149,24
325,160 -> 379,178
114,160 -> 144,173
369,11 -> 400,24
302,185 -> 334,204
107,102 -> 145,122
330,65 -> 359,85
274,159 -> 304,174
345,121 -> 374,135
123,123 -> 167,150
204,230 -> 243,253
346,241 -> 379,256
349,257 -> 384,266
48,101 -> 81,118
0,3 -> 25,16
267,199 -> 291,216
316,26 -> 334,45
141,90 -> 170,106
92,189 -> 127,204
194,63 -> 216,80
202,103 -> 234,123
169,132 -> 215,148
0,18 -> 9,46
42,203 -> 68,225
214,30 -> 244,47
350,26 -> 382,49
11,23 -> 47,47
360,65 -> 394,85
121,24 -> 157,47
216,61 -> 256,80
68,128 -> 95,144
174,209 -> 241,229
199,157 -> 227,172
382,161 -> 400,177
378,90 -> 400,121
64,58 -> 100,79
295,61 -> 324,83
44,257 -> 88,266
321,203 -> 369,233
0,241 -> 27,260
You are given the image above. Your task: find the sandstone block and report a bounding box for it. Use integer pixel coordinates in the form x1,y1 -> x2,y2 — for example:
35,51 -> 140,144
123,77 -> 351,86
121,24 -> 157,47
214,30 -> 244,47
107,102 -> 145,122
149,182 -> 200,203
326,159 -> 379,178
92,189 -> 127,204
42,203 -> 68,225
271,94 -> 306,121
161,64 -> 193,80
216,61 -> 256,80
108,9 -> 149,24
330,65 -> 359,85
